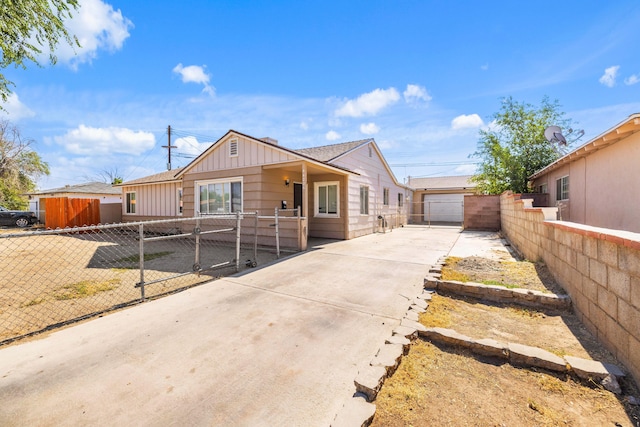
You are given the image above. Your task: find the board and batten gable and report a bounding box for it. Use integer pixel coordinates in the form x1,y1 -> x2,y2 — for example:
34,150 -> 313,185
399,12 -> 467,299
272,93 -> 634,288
121,181 -> 182,220
330,141 -> 408,238
180,133 -> 302,217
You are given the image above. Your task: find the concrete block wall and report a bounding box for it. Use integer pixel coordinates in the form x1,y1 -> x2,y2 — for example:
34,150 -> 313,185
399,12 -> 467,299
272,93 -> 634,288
500,191 -> 640,386
463,195 -> 500,231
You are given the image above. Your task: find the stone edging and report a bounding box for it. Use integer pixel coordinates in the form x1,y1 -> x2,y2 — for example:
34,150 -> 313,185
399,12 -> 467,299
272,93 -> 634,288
330,258 -> 629,427
424,262 -> 571,311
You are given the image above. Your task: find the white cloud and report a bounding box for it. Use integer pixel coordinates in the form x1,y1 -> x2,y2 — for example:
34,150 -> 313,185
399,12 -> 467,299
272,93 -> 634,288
54,125 -> 155,155
480,63 -> 489,71
326,130 -> 341,141
360,122 -> 380,135
0,93 -> 35,120
599,65 -> 620,88
300,121 -> 309,130
624,74 -> 640,85
48,0 -> 133,69
403,84 -> 431,103
335,88 -> 400,117
173,63 -> 215,96
174,136 -> 210,156
451,114 -> 484,130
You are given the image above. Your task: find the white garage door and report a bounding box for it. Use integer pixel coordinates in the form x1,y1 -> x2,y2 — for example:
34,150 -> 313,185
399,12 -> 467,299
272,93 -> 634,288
423,194 -> 465,223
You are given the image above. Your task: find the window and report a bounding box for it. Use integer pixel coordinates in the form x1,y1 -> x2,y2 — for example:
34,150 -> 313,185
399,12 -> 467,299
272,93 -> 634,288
556,176 -> 569,201
539,183 -> 548,194
383,188 -> 389,206
197,178 -> 242,214
398,192 -> 404,207
229,139 -> 238,157
314,182 -> 339,217
125,192 -> 136,214
360,185 -> 369,215
177,188 -> 183,215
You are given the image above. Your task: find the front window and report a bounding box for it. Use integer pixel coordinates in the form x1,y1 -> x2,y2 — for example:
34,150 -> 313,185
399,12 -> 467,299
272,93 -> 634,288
383,188 -> 389,206
314,181 -> 339,217
398,192 -> 404,207
197,178 -> 242,214
360,185 -> 369,215
556,176 -> 569,201
177,188 -> 183,215
126,192 -> 136,214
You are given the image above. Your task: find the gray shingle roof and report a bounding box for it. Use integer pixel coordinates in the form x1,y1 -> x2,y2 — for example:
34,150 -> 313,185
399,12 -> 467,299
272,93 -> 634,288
119,168 -> 184,186
294,139 -> 371,162
408,175 -> 476,190
30,182 -> 121,195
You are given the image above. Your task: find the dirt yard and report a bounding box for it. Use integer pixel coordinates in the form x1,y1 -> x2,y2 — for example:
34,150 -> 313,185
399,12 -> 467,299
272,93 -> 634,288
371,256 -> 640,427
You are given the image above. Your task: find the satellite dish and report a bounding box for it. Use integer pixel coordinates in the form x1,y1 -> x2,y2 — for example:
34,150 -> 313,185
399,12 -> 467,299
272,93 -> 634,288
545,126 -> 562,142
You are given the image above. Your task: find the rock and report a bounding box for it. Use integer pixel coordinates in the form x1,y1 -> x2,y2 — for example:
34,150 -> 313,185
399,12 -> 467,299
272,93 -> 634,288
354,365 -> 388,401
421,327 -> 474,348
371,343 -> 404,375
331,396 -> 376,427
601,374 -> 622,395
471,338 -> 508,359
393,325 -> 418,340
400,318 -> 427,332
565,356 -> 625,381
404,311 -> 419,322
508,343 -> 567,372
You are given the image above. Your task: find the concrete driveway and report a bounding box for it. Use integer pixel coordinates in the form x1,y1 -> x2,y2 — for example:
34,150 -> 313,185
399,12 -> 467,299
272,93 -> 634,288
0,225 -> 462,426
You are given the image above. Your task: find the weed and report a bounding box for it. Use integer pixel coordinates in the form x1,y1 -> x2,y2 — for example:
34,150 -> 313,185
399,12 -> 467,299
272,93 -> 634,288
22,297 -> 46,307
481,279 -> 519,289
55,279 -> 120,300
441,268 -> 469,282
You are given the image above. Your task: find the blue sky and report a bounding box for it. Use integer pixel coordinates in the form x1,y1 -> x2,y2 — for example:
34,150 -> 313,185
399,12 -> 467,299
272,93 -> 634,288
2,0 -> 640,189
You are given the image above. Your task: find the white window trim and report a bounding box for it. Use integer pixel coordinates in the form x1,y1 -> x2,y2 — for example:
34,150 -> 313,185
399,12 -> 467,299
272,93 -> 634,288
177,187 -> 183,216
314,181 -> 340,218
195,177 -> 244,215
360,185 -> 369,215
125,191 -> 137,215
229,139 -> 239,157
556,176 -> 569,201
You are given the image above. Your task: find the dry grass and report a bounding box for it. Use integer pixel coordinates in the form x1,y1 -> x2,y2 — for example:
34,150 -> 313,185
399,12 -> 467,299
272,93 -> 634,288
54,279 -> 121,300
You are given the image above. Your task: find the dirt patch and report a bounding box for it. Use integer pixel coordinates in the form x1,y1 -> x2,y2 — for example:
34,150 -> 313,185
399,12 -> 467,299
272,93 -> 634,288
372,257 -> 640,427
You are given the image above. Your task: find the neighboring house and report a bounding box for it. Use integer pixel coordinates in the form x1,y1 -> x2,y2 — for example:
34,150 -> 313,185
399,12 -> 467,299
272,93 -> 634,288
529,112 -> 640,232
118,130 -> 410,240
407,175 -> 476,223
27,182 -> 122,224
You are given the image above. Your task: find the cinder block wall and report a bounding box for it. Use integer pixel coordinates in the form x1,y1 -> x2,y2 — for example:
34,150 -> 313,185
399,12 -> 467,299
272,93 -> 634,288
463,195 -> 500,231
501,191 -> 640,386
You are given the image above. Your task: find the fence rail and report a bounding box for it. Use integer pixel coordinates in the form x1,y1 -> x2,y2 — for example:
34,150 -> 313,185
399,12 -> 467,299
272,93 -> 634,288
0,212 -> 300,345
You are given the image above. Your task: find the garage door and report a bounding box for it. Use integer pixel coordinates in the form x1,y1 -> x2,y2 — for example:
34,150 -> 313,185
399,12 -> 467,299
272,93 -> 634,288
423,194 -> 465,223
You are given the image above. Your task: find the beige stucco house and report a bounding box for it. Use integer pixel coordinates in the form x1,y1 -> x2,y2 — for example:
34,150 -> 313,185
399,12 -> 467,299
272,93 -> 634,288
119,130 -> 410,242
407,175 -> 476,223
530,112 -> 640,232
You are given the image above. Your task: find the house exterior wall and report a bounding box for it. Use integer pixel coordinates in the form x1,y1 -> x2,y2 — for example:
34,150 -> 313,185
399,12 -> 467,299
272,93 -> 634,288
501,191 -> 640,387
121,181 -> 181,221
307,173 -> 347,239
332,144 -> 408,239
532,131 -> 640,232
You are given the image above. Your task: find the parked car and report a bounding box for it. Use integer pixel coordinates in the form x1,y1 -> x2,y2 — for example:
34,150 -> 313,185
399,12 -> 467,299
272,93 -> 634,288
0,206 -> 38,227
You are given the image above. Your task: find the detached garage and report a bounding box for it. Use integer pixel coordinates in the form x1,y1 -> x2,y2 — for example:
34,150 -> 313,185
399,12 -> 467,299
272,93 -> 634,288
407,175 -> 476,224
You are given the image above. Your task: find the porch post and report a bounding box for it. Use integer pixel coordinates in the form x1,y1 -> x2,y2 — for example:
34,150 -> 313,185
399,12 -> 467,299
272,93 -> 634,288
302,163 -> 308,238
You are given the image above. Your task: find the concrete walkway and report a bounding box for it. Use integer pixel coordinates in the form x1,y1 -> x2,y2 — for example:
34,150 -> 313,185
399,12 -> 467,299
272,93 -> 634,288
0,225 -> 462,426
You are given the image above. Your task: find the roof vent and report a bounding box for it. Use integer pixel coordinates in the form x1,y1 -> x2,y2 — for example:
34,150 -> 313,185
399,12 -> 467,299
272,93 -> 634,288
261,137 -> 278,145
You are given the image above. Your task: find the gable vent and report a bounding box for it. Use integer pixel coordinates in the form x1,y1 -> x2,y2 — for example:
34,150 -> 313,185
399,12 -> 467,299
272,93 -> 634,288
229,139 -> 238,157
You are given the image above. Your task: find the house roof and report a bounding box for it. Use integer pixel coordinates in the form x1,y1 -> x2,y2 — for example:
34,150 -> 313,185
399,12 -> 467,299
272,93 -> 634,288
175,130 -> 357,178
530,112 -> 640,180
407,175 -> 476,191
118,168 -> 184,186
30,181 -> 121,195
294,139 -> 372,162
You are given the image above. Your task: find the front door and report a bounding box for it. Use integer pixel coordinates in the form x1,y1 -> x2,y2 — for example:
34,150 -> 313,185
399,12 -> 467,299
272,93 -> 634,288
293,183 -> 303,216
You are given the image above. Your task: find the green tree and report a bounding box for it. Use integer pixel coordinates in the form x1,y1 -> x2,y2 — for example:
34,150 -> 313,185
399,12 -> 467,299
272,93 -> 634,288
471,96 -> 573,194
0,120 -> 50,209
0,0 -> 80,104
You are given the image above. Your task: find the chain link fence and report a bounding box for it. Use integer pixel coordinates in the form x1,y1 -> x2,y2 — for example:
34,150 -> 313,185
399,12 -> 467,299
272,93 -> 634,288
0,212 -> 295,345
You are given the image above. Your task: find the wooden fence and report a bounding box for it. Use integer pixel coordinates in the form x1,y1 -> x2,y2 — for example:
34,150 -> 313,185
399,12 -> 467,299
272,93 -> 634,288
44,197 -> 101,229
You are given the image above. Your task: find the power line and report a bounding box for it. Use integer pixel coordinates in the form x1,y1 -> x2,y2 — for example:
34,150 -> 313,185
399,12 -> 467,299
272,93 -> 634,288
389,161 -> 479,167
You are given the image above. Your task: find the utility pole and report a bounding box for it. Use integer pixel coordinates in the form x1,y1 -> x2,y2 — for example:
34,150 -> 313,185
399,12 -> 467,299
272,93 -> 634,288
162,125 -> 177,170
